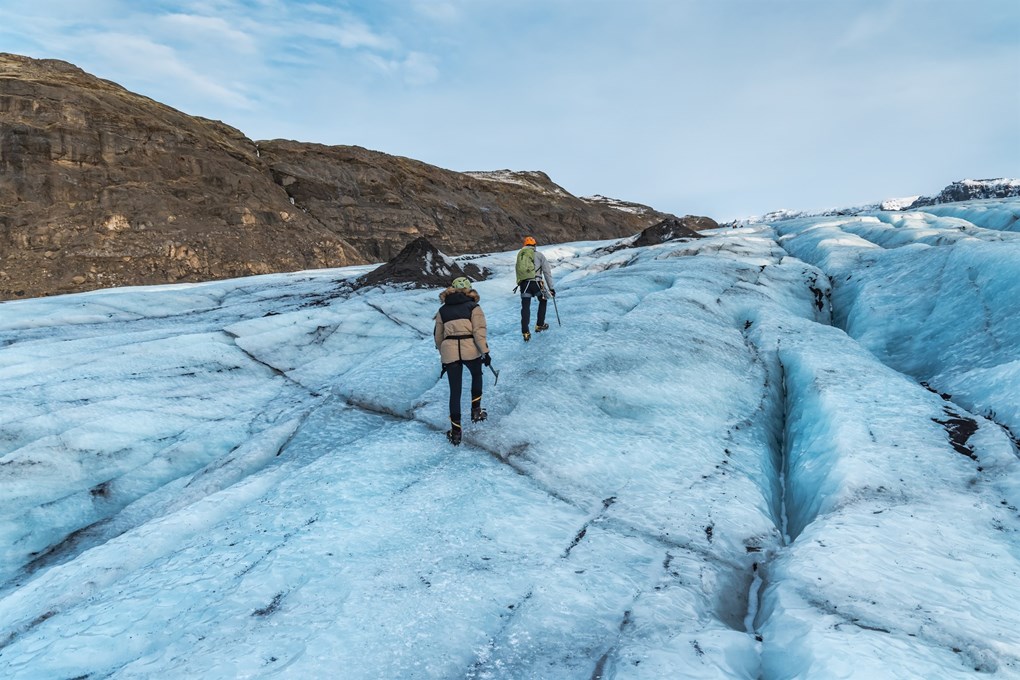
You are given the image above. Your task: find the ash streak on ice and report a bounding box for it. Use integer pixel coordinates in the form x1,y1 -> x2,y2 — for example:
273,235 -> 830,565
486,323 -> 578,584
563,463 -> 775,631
1,198 -> 1019,678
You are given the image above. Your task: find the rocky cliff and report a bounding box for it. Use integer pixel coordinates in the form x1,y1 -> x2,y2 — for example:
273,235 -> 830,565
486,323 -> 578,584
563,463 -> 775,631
0,54 -> 682,301
0,53 -> 362,300
258,143 -> 673,262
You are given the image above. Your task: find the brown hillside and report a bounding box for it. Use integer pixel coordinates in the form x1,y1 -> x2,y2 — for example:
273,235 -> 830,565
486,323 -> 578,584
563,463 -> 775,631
0,54 -> 686,301
259,141 -> 674,262
0,53 -> 362,300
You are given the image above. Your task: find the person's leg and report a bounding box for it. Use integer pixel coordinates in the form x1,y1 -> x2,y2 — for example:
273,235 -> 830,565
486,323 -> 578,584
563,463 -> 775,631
520,293 -> 532,335
466,357 -> 485,421
536,294 -> 548,328
445,361 -> 464,425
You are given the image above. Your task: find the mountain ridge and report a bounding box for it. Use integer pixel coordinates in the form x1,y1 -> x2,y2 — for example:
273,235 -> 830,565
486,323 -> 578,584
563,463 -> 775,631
0,53 -> 677,301
731,177 -> 1020,226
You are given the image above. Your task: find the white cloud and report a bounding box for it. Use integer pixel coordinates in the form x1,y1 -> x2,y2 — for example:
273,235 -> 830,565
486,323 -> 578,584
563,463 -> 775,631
159,13 -> 258,54
412,0 -> 461,23
401,51 -> 440,85
309,19 -> 397,51
270,7 -> 397,52
79,33 -> 255,109
360,50 -> 440,86
835,2 -> 904,49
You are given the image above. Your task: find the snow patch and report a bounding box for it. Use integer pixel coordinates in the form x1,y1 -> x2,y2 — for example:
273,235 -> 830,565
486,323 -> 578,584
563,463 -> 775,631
463,170 -> 571,198
579,194 -> 653,215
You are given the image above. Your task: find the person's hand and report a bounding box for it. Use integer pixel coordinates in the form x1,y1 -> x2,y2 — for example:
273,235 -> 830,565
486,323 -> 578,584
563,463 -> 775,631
482,353 -> 492,366
549,289 -> 556,297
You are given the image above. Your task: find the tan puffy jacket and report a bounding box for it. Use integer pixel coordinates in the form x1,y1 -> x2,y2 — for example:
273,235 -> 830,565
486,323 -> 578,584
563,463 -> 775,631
434,288 -> 489,364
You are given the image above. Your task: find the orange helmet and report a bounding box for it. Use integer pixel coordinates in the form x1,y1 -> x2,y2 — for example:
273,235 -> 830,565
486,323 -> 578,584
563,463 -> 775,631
523,236 -> 537,246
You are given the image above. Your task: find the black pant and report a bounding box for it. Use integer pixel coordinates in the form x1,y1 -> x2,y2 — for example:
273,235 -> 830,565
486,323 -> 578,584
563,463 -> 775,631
520,280 -> 547,333
445,357 -> 483,422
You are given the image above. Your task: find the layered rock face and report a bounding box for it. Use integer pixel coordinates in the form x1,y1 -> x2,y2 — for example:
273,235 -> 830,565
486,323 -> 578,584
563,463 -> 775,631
1,54 -> 683,301
258,142 -> 673,262
0,54 -> 361,300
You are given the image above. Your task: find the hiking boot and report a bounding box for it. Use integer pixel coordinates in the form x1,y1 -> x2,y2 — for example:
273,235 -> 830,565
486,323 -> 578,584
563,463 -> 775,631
534,323 -> 549,332
446,420 -> 462,446
522,331 -> 531,342
470,396 -> 487,423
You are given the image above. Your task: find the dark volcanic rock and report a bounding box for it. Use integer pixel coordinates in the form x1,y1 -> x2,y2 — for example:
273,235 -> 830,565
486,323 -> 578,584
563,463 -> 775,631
256,142 -> 675,263
909,179 -> 1020,209
631,216 -> 715,247
0,53 -> 363,300
357,237 -> 486,289
593,214 -> 716,255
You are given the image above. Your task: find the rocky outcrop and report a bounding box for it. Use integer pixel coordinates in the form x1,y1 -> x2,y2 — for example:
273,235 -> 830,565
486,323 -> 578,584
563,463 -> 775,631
594,215 -> 715,255
631,215 -> 714,247
258,143 -> 675,263
908,179 -> 1020,208
356,237 -> 486,290
1,54 -> 686,301
0,53 -> 362,300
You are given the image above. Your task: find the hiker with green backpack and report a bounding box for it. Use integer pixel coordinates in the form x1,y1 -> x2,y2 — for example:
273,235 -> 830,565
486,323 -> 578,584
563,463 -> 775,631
515,236 -> 556,342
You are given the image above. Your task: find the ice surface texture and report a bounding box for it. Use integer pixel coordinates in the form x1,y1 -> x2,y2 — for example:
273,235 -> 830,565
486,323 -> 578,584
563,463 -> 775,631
0,199 -> 1019,678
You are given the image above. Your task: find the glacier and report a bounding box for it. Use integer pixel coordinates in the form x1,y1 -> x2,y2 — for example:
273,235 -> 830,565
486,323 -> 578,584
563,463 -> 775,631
1,198 -> 1019,679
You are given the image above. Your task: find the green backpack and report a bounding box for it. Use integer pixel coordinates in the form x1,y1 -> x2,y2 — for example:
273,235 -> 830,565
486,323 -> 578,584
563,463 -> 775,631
516,247 -> 537,283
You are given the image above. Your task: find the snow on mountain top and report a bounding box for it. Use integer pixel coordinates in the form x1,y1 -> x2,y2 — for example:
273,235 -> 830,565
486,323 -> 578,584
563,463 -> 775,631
733,178 -> 1020,225
961,178 -> 1020,189
911,178 -> 1020,208
879,195 -> 921,211
463,169 -> 571,197
578,194 -> 654,215
1,197 -> 1019,678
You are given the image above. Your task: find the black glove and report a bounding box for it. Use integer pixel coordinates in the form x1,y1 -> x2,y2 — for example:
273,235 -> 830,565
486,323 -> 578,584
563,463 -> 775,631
482,353 -> 492,367
549,289 -> 556,297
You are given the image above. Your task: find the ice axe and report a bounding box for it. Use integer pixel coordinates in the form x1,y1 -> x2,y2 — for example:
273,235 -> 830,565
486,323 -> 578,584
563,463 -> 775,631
487,361 -> 500,385
540,280 -> 561,327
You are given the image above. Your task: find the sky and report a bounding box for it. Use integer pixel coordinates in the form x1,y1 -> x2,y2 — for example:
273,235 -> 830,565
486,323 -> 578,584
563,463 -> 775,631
1,0 -> 1018,220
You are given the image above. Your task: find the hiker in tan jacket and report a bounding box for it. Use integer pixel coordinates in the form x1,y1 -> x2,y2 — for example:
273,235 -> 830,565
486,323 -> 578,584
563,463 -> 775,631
434,276 -> 491,445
